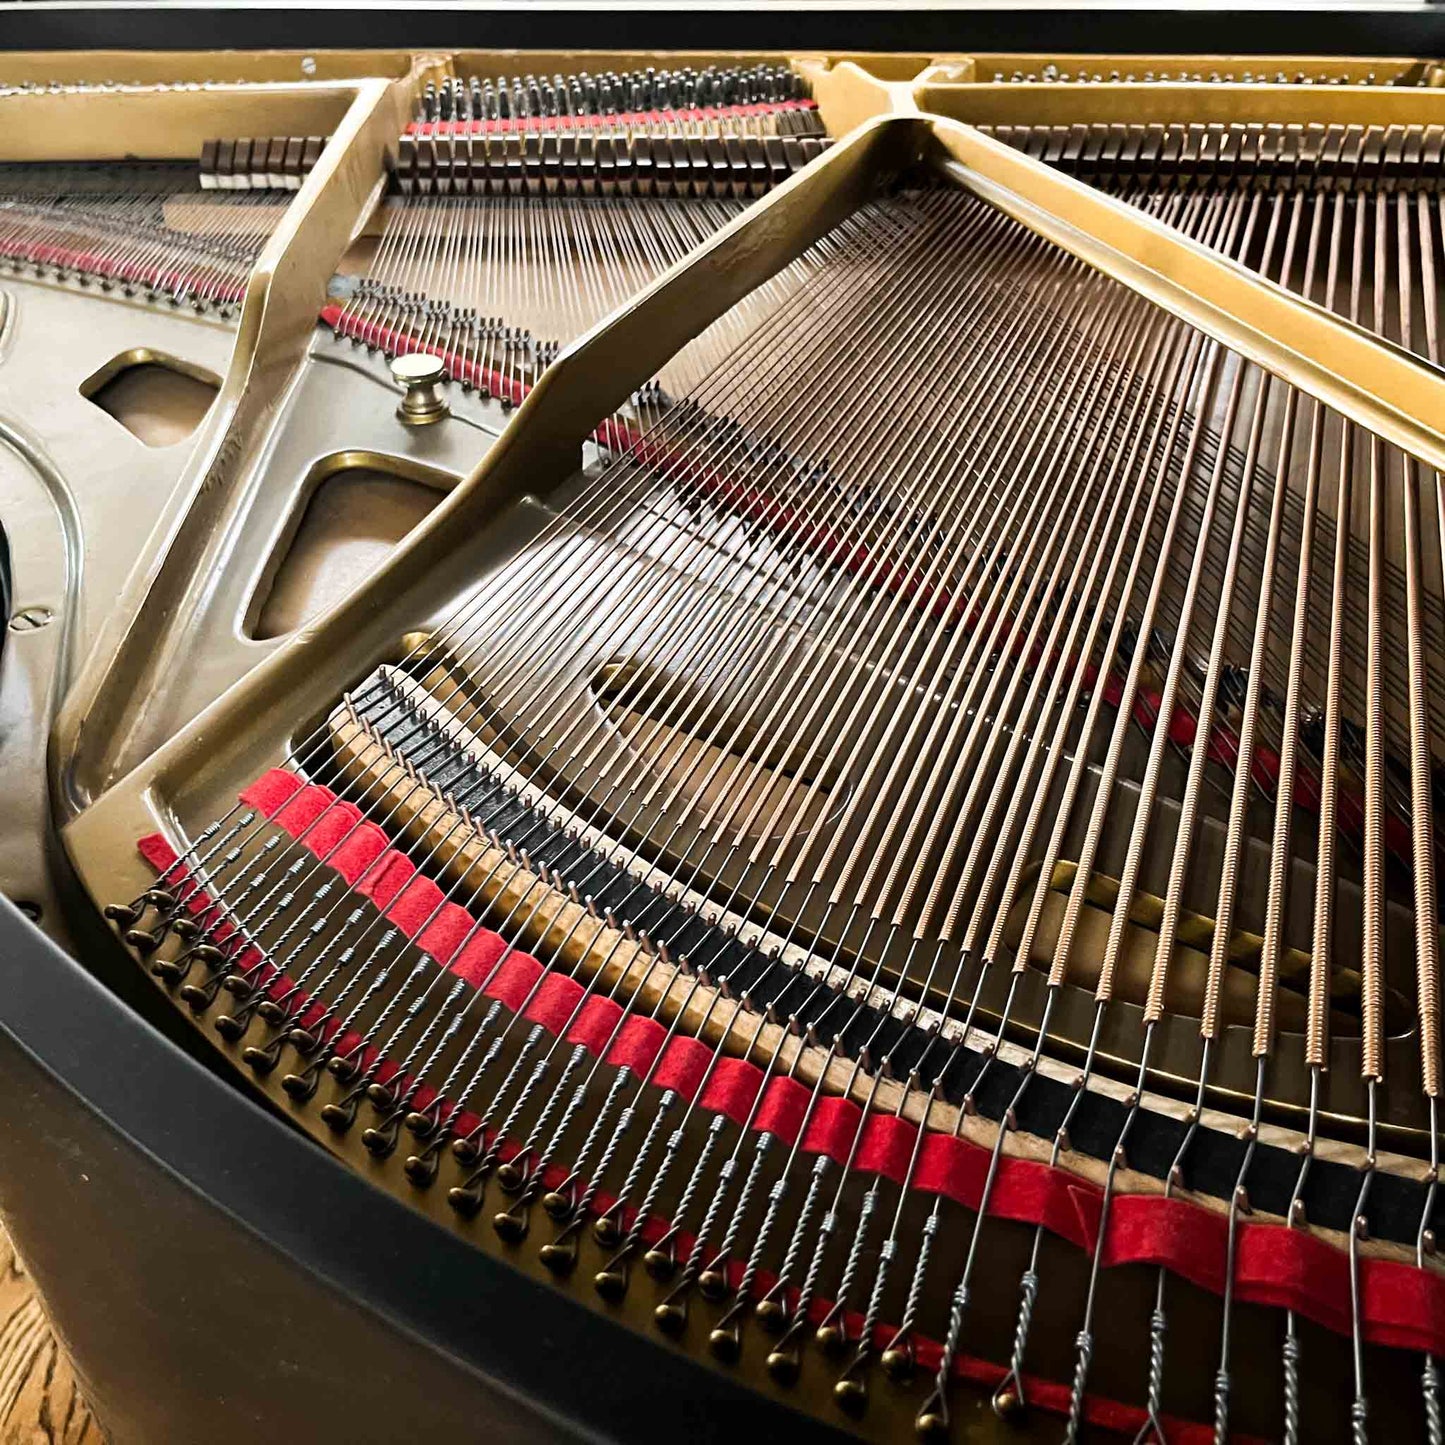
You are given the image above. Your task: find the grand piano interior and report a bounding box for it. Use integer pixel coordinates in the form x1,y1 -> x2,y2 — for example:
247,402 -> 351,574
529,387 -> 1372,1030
5,15 -> 1445,1443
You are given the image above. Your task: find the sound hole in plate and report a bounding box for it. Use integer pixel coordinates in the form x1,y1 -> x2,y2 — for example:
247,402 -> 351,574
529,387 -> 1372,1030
249,457 -> 451,641
81,351 -> 219,448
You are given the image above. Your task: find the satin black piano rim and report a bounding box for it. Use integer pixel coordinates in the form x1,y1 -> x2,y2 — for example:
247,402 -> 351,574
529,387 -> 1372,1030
0,4 -> 1444,61
0,894 -> 855,1444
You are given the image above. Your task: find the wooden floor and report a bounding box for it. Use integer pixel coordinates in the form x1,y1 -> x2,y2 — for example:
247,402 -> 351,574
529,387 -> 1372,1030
0,1230 -> 99,1445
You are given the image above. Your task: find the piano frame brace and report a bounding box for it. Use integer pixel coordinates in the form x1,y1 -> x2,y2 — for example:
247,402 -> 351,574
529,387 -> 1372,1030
9,40 -> 1445,1445
64,102 -> 1445,1167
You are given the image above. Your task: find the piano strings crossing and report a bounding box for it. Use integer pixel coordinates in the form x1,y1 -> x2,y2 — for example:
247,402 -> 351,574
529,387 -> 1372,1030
328,193 -> 824,401
121,179 -> 1445,1442
989,123 -> 1445,366
0,167 -> 284,313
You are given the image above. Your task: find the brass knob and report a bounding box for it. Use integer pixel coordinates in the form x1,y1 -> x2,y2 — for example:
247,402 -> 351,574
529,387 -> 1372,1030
390,352 -> 449,426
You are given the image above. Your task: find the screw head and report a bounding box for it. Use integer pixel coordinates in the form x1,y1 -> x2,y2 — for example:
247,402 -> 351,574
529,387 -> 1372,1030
9,605 -> 52,632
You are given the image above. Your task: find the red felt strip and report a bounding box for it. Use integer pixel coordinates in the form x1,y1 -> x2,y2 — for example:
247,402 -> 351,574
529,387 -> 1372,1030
451,929 -> 509,988
752,1075 -> 811,1147
137,833 -> 180,873
269,781 -> 338,835
318,308 -> 658,469
358,851 -> 417,910
1239,1218 -> 1350,1334
523,971 -> 586,1034
801,1094 -> 866,1164
0,237 -> 246,304
1105,1196 -> 1445,1358
319,304 -> 532,408
485,953 -> 545,1012
1105,1194 -> 1225,1292
403,99 -> 817,137
307,804 -> 367,858
385,875 -> 447,936
416,902 -> 476,967
240,767 -> 305,815
1354,1256 -> 1445,1356
567,996 -> 624,1055
913,1130 -> 984,1205
137,790 -> 1445,1366
606,1014 -> 667,1075
136,825 -> 1263,1443
698,1054 -> 765,1126
650,1035 -> 714,1102
855,1112 -> 921,1183
330,823 -> 390,884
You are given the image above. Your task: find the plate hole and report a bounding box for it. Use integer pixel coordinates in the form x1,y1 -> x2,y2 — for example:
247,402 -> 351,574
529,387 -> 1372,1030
250,466 -> 443,640
82,354 -> 219,448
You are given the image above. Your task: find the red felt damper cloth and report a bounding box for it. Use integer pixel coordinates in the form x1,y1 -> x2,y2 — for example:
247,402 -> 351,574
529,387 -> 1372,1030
318,307 -> 660,466
135,825 -> 1263,1443
319,305 -> 530,407
404,99 -> 818,136
138,768 -> 1445,1359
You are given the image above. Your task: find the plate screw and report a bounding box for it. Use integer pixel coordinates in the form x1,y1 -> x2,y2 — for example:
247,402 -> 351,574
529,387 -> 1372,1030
9,605 -> 52,632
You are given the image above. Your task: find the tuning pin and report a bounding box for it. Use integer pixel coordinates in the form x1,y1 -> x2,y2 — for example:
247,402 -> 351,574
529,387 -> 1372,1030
104,900 -> 144,927
708,1320 -> 741,1363
542,1179 -> 577,1220
450,1131 -> 484,1167
833,1378 -> 867,1415
255,998 -> 291,1027
281,1065 -> 320,1102
286,1026 -> 320,1057
815,1307 -> 849,1356
161,943 -> 224,985
180,975 -> 226,1012
125,921 -> 171,955
990,1379 -> 1025,1420
402,1150 -> 439,1187
594,1264 -> 629,1303
643,1235 -> 677,1281
361,1116 -> 403,1158
491,1200 -> 529,1241
697,1265 -> 730,1302
150,953 -> 191,986
327,1052 -> 362,1085
212,1011 -> 248,1041
914,1399 -> 951,1441
444,1181 -> 484,1217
